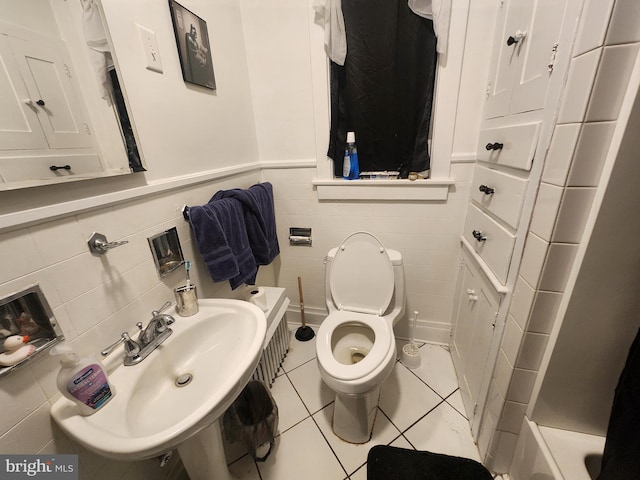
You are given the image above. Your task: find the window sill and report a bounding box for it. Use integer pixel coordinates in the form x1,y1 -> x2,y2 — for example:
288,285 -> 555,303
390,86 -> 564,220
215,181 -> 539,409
312,178 -> 454,201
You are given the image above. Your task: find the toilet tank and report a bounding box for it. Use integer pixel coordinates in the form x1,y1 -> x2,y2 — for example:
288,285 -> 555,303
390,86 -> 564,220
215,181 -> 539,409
324,247 -> 405,322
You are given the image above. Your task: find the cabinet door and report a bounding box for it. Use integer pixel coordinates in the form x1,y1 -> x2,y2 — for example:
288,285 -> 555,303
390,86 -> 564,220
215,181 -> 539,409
484,0 -> 568,119
509,0 -> 568,115
0,36 -> 48,150
9,36 -> 93,149
483,0 -> 526,119
451,258 -> 501,425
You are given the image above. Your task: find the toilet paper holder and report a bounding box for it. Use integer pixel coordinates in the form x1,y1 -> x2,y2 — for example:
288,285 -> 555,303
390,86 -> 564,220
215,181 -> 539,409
289,227 -> 312,246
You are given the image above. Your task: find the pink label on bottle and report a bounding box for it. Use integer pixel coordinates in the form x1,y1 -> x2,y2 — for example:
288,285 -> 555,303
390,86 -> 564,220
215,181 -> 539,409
67,364 -> 113,410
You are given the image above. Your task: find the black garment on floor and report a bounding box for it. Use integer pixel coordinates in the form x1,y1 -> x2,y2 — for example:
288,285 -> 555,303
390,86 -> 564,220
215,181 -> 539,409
327,0 -> 437,178
597,325 -> 640,480
367,445 -> 493,480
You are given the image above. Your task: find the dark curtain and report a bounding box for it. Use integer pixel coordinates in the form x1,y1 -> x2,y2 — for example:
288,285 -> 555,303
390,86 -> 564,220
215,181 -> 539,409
597,325 -> 640,479
327,0 -> 437,178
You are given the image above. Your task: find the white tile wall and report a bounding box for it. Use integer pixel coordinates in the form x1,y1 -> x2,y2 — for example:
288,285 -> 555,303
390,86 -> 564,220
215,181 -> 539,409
573,0 -> 616,56
530,183 -> 563,241
542,123 -> 581,186
586,44 -> 640,121
606,0 -> 640,45
552,187 -> 596,243
557,49 -> 602,124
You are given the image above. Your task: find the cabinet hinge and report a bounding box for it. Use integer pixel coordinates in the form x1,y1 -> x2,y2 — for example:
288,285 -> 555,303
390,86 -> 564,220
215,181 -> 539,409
485,81 -> 492,99
473,403 -> 478,416
64,63 -> 72,78
491,311 -> 498,328
83,123 -> 91,135
547,43 -> 559,73
458,256 -> 465,268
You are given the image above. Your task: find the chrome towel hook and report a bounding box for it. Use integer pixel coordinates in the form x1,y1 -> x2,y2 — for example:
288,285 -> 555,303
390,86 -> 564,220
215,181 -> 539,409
88,232 -> 129,255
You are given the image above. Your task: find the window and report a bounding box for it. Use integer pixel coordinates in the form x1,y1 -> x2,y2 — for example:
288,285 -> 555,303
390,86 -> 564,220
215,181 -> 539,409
326,0 -> 437,178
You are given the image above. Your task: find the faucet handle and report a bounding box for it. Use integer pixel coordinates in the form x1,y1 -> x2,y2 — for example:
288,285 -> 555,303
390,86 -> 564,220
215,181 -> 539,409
151,301 -> 172,317
101,332 -> 140,358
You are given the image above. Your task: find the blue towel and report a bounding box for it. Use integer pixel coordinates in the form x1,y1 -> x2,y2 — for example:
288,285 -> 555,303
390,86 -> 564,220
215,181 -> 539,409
188,197 -> 258,289
212,182 -> 280,265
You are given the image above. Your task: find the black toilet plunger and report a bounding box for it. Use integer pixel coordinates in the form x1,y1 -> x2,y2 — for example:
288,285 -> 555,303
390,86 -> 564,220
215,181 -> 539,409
295,276 -> 315,341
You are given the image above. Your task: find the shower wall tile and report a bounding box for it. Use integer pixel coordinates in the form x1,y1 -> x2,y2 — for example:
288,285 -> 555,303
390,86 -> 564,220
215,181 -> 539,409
519,233 -> 549,289
531,287 -> 560,326
606,0 -> 640,45
573,0 -> 615,56
493,431 -> 519,473
498,401 -> 527,434
567,121 -> 616,186
538,243 -> 578,292
516,332 -> 549,371
494,350 -> 515,399
557,48 -> 602,124
510,276 -> 535,331
506,369 -> 537,404
503,316 -> 524,366
542,124 -> 581,186
586,44 -> 640,122
530,183 -> 563,242
552,187 -> 596,243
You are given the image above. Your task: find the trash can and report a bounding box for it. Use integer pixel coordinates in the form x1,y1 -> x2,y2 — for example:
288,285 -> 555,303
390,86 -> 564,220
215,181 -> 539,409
223,380 -> 279,461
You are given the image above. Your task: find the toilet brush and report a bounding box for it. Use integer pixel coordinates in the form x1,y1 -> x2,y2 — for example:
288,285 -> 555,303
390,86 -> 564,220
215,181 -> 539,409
401,311 -> 421,368
295,276 -> 315,341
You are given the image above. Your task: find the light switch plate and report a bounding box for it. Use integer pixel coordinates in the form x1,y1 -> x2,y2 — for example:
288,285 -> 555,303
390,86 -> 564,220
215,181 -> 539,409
136,24 -> 163,73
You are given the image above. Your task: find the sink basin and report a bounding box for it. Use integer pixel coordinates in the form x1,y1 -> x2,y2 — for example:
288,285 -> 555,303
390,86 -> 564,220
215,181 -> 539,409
50,299 -> 266,466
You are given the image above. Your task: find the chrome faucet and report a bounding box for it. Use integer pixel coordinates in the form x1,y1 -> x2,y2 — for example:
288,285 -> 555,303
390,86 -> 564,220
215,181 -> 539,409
101,301 -> 175,366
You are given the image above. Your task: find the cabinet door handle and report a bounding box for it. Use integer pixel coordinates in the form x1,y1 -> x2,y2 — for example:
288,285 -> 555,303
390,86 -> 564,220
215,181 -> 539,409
485,142 -> 504,151
50,165 -> 71,171
36,99 -> 46,106
472,230 -> 487,242
479,184 -> 495,195
507,30 -> 527,46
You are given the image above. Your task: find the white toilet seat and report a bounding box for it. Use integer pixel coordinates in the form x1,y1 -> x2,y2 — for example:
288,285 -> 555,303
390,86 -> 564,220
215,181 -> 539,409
316,310 -> 394,383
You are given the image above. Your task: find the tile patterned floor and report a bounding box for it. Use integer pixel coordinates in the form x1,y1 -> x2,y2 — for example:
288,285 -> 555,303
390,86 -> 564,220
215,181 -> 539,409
222,326 -> 481,480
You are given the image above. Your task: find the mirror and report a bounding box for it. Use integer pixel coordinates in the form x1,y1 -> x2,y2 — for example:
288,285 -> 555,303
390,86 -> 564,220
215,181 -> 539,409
0,0 -> 142,191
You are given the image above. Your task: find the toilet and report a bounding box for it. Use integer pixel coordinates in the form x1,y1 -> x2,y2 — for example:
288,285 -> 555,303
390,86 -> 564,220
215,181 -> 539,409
316,232 -> 406,443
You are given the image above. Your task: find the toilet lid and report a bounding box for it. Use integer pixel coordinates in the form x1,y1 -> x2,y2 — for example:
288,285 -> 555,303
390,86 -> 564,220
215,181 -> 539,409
330,232 -> 394,315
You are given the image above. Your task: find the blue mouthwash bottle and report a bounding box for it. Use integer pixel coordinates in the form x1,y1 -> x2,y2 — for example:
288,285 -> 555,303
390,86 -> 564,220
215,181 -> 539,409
346,131 -> 359,180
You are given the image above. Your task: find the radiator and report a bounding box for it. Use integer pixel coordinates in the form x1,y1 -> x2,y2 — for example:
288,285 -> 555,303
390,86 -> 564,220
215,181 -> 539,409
250,287 -> 290,387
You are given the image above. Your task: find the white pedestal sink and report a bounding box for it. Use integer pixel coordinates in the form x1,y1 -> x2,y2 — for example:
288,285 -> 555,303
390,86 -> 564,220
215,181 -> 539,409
50,299 -> 267,479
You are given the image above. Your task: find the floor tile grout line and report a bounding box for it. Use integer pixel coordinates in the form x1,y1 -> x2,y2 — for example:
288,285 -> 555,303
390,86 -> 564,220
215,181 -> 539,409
400,356 -> 458,402
308,408 -> 351,479
442,387 -> 469,420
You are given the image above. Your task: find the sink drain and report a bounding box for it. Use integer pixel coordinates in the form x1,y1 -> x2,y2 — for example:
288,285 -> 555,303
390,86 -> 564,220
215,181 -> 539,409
175,373 -> 193,387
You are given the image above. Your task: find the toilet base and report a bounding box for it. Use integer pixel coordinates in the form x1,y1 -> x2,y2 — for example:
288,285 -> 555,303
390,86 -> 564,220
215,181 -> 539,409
332,388 -> 380,444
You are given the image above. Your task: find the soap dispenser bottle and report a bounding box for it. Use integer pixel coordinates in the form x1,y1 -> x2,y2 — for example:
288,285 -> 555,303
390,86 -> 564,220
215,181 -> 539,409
346,131 -> 360,180
50,345 -> 115,416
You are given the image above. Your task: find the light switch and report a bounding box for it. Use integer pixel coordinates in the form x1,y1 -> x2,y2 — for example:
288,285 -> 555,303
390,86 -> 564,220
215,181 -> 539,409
136,24 -> 163,73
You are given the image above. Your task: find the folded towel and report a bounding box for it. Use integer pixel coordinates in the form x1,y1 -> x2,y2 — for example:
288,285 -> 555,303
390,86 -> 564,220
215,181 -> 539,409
188,197 -> 258,289
212,182 -> 280,265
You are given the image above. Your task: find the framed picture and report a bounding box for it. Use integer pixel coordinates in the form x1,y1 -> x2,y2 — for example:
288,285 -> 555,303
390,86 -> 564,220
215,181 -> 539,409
168,0 -> 216,90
